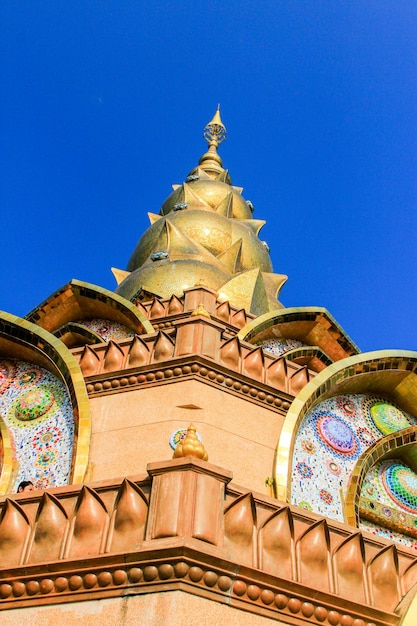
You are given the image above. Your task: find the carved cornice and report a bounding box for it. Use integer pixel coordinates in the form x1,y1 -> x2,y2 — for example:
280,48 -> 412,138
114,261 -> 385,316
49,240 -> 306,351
84,355 -> 293,412
0,547 -> 397,625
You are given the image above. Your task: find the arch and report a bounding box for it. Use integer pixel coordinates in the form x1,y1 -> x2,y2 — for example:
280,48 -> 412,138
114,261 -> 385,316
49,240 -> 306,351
0,411 -> 17,494
237,306 -> 359,362
345,427 -> 417,527
0,311 -> 92,490
274,350 -> 417,516
25,279 -> 154,342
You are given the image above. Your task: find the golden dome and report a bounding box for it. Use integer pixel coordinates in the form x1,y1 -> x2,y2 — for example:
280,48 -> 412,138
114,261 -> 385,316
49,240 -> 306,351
116,258 -> 231,301
126,211 -> 272,273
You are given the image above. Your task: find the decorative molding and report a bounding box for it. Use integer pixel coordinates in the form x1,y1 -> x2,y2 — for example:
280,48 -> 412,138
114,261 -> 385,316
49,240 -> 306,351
0,549 -> 396,625
84,356 -> 293,412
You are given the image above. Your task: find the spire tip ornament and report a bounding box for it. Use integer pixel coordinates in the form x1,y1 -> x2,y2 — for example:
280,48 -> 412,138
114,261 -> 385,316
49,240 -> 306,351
203,105 -> 227,147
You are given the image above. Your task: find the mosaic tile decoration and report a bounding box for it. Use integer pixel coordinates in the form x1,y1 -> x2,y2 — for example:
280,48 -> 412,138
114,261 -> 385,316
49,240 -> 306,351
290,393 -> 417,522
0,359 -> 74,491
260,338 -> 304,357
79,318 -> 135,342
359,459 -> 417,545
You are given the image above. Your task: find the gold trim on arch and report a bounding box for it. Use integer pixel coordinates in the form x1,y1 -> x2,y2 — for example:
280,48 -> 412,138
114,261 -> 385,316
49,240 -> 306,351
0,311 -> 92,491
344,425 -> 417,527
0,413 -> 18,494
26,279 -> 154,336
236,306 -> 359,360
274,350 -> 417,513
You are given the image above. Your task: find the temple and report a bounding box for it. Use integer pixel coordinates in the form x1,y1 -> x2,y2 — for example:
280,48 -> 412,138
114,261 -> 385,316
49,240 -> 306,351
0,108 -> 416,624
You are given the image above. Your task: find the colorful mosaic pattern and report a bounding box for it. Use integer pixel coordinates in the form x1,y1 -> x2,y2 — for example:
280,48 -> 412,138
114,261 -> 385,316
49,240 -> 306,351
0,359 -> 74,491
360,518 -> 417,551
260,338 -> 304,357
359,460 -> 417,543
291,394 -> 416,522
80,319 -> 135,342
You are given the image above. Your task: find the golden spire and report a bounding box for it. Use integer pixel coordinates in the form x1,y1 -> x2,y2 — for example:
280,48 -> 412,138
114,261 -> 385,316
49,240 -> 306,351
198,105 -> 227,177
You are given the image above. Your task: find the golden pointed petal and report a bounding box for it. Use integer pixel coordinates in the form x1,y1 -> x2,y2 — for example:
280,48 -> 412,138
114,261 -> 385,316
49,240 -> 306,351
216,169 -> 230,183
195,167 -> 213,180
217,239 -> 243,274
262,272 -> 288,300
239,219 -> 266,236
218,268 -> 269,316
233,186 -> 243,194
172,184 -> 181,190
148,212 -> 161,225
111,268 -> 131,285
215,191 -> 233,217
164,221 -> 233,274
182,183 -> 213,210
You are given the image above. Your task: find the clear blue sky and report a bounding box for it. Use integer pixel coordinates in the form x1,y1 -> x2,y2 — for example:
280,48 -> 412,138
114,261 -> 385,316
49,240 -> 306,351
1,1 -> 416,352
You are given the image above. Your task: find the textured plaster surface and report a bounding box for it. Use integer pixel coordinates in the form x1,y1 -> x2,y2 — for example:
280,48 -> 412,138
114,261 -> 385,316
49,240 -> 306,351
88,380 -> 284,493
0,592 -> 287,625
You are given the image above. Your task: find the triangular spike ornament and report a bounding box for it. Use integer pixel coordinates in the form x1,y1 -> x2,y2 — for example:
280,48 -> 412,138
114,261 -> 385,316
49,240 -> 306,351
111,267 -> 131,285
218,268 -> 270,316
262,272 -> 288,300
239,219 -> 266,236
215,191 -> 233,217
182,183 -> 213,210
148,212 -> 162,225
194,167 -> 213,181
216,168 -> 231,183
217,239 -> 243,274
163,221 -> 233,274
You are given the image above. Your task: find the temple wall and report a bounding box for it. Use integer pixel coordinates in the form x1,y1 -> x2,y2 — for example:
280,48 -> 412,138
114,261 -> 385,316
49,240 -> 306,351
88,380 -> 284,494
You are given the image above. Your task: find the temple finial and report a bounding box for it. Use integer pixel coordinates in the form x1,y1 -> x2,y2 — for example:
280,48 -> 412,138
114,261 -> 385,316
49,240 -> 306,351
173,424 -> 208,461
203,105 -> 227,148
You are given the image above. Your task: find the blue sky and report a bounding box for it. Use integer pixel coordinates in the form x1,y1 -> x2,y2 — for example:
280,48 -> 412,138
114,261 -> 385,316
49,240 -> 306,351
1,1 -> 416,352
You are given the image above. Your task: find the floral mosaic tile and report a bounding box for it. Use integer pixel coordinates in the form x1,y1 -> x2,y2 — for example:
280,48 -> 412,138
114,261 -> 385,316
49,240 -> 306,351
0,359 -> 74,491
290,394 -> 417,523
79,318 -> 135,342
260,338 -> 304,357
360,459 -> 417,539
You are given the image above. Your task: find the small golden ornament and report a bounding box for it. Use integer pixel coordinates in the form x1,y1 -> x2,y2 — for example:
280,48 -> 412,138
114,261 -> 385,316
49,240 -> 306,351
173,424 -> 208,461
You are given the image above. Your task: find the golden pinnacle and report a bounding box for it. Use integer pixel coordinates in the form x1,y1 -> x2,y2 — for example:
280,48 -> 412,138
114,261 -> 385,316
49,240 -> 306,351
173,424 -> 208,461
190,303 -> 211,318
203,104 -> 227,148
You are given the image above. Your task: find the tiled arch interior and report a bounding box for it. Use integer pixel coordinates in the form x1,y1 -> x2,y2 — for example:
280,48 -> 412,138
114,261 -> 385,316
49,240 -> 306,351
0,359 -> 74,490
